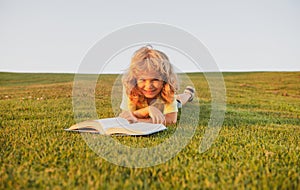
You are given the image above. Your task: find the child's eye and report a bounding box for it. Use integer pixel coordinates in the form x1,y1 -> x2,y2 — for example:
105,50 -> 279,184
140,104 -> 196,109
137,79 -> 146,83
152,79 -> 163,83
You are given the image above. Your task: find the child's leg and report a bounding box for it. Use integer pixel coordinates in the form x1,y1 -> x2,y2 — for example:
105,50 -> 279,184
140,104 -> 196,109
176,86 -> 195,106
176,93 -> 192,106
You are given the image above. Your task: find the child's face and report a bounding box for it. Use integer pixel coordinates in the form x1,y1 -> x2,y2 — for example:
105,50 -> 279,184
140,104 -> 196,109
136,71 -> 164,99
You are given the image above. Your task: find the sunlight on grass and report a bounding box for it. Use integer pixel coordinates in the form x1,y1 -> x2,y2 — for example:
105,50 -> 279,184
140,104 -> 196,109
0,72 -> 299,189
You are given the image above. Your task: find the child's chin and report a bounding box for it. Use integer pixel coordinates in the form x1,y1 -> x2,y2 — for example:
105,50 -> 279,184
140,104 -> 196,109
144,95 -> 155,99
144,94 -> 157,99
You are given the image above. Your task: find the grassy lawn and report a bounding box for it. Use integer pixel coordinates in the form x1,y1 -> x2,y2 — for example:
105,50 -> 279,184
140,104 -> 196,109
0,72 -> 299,189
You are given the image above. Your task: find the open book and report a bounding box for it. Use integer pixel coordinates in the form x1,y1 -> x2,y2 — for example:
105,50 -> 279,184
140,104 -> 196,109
65,117 -> 167,136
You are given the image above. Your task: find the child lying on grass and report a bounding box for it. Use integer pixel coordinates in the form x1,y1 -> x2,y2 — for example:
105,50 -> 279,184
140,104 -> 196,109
119,45 -> 195,125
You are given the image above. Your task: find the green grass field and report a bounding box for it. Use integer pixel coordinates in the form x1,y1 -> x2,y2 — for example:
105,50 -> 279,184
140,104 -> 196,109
0,72 -> 299,189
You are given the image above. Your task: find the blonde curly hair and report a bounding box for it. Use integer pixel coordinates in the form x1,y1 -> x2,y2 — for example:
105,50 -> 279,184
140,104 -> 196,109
122,46 -> 179,105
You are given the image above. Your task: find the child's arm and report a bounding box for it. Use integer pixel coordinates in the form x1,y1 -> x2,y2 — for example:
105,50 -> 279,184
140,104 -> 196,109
165,112 -> 177,124
119,110 -> 138,123
133,106 -> 165,124
136,112 -> 177,125
133,107 -> 150,118
134,107 -> 177,125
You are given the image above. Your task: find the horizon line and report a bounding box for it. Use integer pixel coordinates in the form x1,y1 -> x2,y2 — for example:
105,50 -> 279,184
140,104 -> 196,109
1,70 -> 300,74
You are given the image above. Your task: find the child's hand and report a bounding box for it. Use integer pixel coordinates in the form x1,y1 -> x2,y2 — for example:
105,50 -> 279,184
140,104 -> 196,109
119,111 -> 138,123
148,106 -> 165,124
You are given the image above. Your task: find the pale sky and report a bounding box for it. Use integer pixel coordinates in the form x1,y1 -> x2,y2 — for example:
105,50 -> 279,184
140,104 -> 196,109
0,0 -> 299,73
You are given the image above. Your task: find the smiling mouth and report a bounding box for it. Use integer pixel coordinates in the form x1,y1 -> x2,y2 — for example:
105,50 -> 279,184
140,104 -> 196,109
143,90 -> 157,95
144,90 -> 155,94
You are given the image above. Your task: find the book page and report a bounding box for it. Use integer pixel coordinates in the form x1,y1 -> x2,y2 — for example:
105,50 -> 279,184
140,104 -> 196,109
126,123 -> 166,134
97,117 -> 130,130
66,120 -> 105,133
105,122 -> 166,135
66,117 -> 166,136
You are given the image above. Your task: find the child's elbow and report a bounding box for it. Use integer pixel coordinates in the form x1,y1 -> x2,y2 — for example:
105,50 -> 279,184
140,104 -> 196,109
165,119 -> 177,125
165,113 -> 177,125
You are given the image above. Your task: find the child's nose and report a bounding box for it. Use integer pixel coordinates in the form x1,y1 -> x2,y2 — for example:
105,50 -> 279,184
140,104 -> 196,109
144,80 -> 154,89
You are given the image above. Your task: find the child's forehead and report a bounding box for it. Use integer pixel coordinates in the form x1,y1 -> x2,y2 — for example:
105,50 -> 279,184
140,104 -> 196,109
136,71 -> 163,79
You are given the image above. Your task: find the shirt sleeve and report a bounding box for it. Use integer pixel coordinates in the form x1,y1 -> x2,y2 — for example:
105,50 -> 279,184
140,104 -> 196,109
163,97 -> 178,114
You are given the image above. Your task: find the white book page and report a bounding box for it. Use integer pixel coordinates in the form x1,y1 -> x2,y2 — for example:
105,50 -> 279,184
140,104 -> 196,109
97,117 -> 130,131
124,123 -> 166,134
